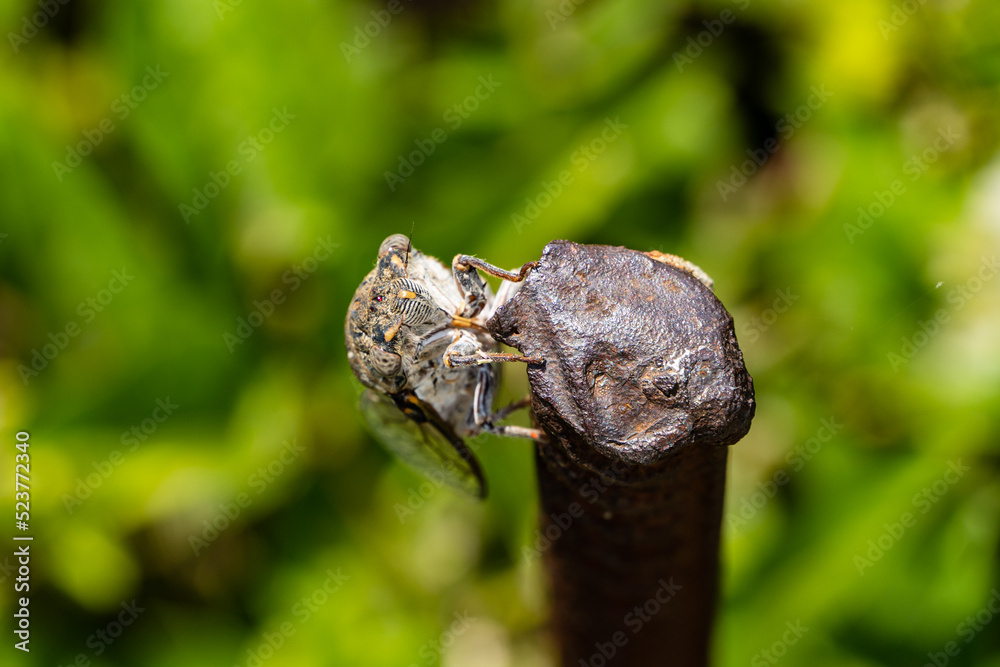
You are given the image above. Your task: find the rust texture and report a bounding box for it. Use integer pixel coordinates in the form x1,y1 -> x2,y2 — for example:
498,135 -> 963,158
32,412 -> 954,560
488,241 -> 755,667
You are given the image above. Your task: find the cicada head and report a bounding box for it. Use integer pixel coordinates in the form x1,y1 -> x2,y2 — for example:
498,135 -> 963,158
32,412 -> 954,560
347,234 -> 459,395
345,267 -> 407,395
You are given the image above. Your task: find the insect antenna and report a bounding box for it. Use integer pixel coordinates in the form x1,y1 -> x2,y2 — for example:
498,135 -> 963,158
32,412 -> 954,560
404,220 -> 415,272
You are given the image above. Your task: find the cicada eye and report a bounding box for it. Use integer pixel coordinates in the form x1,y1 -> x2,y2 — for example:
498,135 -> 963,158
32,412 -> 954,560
379,234 -> 411,258
370,344 -> 402,375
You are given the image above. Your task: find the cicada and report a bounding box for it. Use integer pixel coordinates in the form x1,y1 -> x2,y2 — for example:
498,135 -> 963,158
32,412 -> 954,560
345,234 -> 544,498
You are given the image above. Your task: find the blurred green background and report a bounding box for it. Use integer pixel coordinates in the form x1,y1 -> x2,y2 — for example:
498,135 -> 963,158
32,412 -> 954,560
2,0 -> 999,665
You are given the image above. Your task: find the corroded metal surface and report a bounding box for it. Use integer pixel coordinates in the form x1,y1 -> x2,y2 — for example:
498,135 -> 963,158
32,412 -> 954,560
488,240 -> 755,667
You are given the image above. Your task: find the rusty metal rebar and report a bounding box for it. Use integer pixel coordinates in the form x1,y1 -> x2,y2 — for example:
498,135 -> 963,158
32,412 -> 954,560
488,241 -> 755,666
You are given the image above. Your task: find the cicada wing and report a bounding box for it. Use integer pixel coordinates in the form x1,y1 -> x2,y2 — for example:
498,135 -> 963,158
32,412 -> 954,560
358,389 -> 487,499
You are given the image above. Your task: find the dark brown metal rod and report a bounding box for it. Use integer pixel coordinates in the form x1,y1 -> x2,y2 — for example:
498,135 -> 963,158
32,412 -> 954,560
534,435 -> 728,666
488,241 -> 755,667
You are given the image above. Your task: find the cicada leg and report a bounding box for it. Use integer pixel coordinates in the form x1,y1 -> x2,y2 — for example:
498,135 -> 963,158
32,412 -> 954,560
488,423 -> 547,442
453,255 -> 537,283
471,367 -> 547,443
445,351 -> 544,367
488,396 -> 548,442
491,396 -> 531,421
451,254 -> 538,318
420,328 -> 541,367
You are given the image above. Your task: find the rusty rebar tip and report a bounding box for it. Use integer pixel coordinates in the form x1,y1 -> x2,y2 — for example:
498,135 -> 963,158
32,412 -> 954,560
488,240 -> 755,468
488,241 -> 754,667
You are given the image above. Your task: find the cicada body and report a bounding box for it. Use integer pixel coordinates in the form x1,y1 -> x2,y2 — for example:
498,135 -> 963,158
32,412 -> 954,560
345,234 -> 542,498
